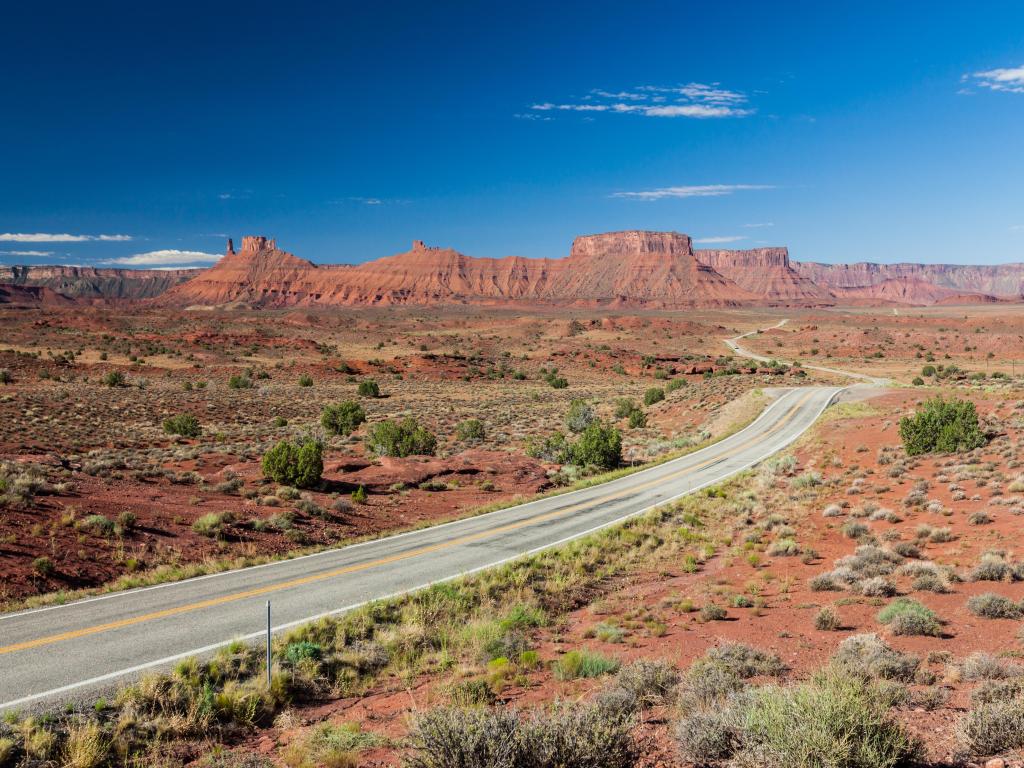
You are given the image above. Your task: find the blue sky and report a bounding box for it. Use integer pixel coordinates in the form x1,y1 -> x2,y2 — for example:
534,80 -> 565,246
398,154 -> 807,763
2,1 -> 1023,268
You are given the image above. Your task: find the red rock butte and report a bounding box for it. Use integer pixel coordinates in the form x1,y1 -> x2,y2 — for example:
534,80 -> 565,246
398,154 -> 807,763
8,229 -> 1024,307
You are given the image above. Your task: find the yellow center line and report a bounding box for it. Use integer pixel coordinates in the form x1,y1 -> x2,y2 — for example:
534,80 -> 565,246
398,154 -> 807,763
0,389 -> 817,656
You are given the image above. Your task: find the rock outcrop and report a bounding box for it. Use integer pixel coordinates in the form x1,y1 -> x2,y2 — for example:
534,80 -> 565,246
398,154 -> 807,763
0,284 -> 75,307
0,265 -> 199,301
795,261 -> 1024,300
695,247 -> 831,304
158,231 -> 759,308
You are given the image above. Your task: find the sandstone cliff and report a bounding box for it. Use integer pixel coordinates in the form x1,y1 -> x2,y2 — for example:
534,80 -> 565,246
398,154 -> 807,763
0,265 -> 200,301
158,231 -> 758,308
795,261 -> 1024,299
695,247 -> 831,304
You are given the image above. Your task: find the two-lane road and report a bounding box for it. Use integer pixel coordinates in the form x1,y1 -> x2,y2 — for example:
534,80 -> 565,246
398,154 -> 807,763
0,385 -> 842,711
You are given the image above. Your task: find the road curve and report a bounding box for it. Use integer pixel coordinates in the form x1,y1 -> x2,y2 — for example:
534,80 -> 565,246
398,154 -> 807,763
726,321 -> 891,386
0,385 -> 841,711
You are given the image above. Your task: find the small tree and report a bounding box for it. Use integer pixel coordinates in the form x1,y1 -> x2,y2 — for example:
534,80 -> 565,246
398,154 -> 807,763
568,421 -> 622,470
899,396 -> 985,456
262,437 -> 323,488
162,413 -> 201,438
321,401 -> 366,436
565,400 -> 596,434
366,417 -> 437,457
358,379 -> 381,398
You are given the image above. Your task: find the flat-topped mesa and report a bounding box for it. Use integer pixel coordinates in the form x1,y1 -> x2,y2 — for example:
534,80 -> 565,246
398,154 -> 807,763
568,230 -> 694,261
694,246 -> 831,304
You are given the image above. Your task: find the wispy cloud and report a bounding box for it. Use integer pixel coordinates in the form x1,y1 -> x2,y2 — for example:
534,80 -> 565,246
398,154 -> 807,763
0,233 -> 132,242
694,235 -> 746,244
1011,224 -> 1024,231
530,82 -> 755,119
0,250 -> 54,256
742,222 -> 774,228
610,184 -> 775,201
970,65 -> 1024,94
104,249 -> 220,266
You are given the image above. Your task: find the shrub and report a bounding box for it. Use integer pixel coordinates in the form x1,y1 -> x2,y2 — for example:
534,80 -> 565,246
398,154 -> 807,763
565,399 -> 596,433
261,437 -> 324,488
32,556 -> 55,576
525,431 -> 570,463
365,417 -> 437,457
899,396 -> 986,455
103,370 -> 125,387
705,643 -> 787,678
740,671 -> 921,768
832,634 -> 920,682
877,598 -> 942,636
967,593 -> 1023,620
627,409 -> 647,429
815,607 -> 840,631
962,652 -> 1024,681
192,511 -> 234,538
613,398 -> 639,419
609,660 -> 680,710
163,413 -> 201,438
566,421 -> 621,470
958,700 -> 1024,756
320,401 -> 366,437
922,365 -> 936,377
351,485 -> 368,504
643,387 -> 665,406
0,369 -> 12,384
297,373 -> 313,387
456,418 -> 486,442
406,707 -> 520,768
227,373 -> 253,389
554,649 -> 620,680
357,379 -> 380,398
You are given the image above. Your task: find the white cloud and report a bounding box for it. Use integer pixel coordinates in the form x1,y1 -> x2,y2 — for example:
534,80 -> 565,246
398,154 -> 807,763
530,81 -> 755,120
104,249 -> 221,266
0,233 -> 133,242
971,65 -> 1024,94
610,184 -> 776,201
694,236 -> 746,244
0,250 -> 54,256
743,222 -> 775,228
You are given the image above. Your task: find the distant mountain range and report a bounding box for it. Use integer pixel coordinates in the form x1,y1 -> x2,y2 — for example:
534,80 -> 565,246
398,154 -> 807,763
3,232 -> 1023,308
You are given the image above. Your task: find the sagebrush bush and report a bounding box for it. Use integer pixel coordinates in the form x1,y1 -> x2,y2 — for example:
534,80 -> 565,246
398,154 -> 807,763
899,396 -> 986,456
958,700 -> 1024,757
832,634 -> 919,682
967,593 -> 1023,620
357,379 -> 380,397
565,399 -> 596,433
877,598 -> 942,636
456,418 -> 486,442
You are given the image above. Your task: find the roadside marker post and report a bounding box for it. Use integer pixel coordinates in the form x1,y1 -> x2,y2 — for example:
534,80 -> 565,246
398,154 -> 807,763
266,601 -> 272,688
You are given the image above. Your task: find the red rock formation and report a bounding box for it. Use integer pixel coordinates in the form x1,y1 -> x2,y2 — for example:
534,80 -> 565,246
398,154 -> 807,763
158,231 -> 759,308
0,284 -> 75,307
0,265 -> 199,300
794,261 -> 1024,299
695,247 -> 831,304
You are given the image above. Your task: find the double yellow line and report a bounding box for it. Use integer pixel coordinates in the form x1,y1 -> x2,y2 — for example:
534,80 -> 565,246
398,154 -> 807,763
0,389 -> 817,657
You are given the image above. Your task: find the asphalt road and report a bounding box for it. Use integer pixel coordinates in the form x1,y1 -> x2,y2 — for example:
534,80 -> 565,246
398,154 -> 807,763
0,384 -> 841,711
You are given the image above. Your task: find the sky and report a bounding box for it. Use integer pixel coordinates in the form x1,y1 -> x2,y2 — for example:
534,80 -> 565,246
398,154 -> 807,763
2,1 -> 1023,268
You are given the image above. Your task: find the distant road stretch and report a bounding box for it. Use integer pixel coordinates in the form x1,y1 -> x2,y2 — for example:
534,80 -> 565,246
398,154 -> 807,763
0,385 -> 842,711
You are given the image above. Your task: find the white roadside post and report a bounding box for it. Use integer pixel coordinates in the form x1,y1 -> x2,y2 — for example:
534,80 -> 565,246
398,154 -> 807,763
266,601 -> 272,688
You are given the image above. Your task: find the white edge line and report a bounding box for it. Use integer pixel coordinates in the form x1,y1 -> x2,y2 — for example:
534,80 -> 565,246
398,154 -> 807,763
0,387 -> 804,623
0,386 -> 841,712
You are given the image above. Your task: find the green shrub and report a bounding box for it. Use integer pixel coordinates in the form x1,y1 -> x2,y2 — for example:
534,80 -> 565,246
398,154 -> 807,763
32,556 -> 54,576
525,431 -> 570,462
162,413 -> 201,438
261,437 -> 323,488
613,398 -> 639,419
357,379 -> 380,398
815,607 -> 841,631
103,370 -> 126,387
365,417 -> 437,457
321,401 -> 366,437
899,396 -> 986,455
627,409 -> 647,429
554,649 -> 620,680
566,421 -> 622,470
565,400 -> 596,433
192,511 -> 234,538
921,365 -> 936,377
831,634 -> 919,682
958,700 -> 1024,757
228,374 -> 253,389
351,485 -> 368,504
912,376 -> 924,386
456,418 -> 486,442
643,387 -> 665,406
666,378 -> 687,393
0,369 -> 12,384
297,373 -> 313,387
876,598 -> 942,636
